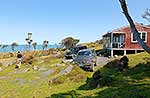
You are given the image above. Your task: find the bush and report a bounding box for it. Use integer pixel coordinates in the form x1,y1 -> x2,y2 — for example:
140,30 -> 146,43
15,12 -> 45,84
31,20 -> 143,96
104,56 -> 129,71
87,70 -> 114,89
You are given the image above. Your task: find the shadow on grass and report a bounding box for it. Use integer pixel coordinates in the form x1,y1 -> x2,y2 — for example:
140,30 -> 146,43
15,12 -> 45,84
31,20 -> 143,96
86,83 -> 150,98
123,63 -> 150,80
79,83 -> 150,98
46,90 -> 80,98
49,59 -> 150,98
78,59 -> 150,97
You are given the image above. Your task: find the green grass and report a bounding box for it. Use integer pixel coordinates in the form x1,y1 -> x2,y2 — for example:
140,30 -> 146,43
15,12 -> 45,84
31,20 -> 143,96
0,56 -> 93,98
0,52 -> 150,98
48,52 -> 150,98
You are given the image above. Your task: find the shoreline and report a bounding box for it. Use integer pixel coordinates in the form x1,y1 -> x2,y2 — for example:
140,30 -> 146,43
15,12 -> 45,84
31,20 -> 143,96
0,44 -> 60,53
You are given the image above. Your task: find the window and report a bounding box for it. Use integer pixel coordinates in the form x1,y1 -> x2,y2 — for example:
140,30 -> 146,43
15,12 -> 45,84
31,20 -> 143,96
141,32 -> 146,41
131,32 -> 147,42
113,36 -> 119,42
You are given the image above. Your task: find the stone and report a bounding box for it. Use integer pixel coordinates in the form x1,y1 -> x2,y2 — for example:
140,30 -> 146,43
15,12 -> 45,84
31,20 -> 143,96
35,76 -> 41,79
23,68 -> 30,72
0,67 -> 2,71
33,66 -> 39,71
55,63 -> 66,67
114,55 -> 118,58
97,84 -> 101,88
39,67 -> 47,71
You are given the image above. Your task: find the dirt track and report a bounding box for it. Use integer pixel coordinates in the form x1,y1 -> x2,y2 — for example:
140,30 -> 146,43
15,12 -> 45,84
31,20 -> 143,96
96,56 -> 109,66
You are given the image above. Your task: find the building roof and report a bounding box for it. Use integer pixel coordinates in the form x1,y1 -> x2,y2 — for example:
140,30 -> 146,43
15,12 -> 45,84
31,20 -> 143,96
102,23 -> 150,37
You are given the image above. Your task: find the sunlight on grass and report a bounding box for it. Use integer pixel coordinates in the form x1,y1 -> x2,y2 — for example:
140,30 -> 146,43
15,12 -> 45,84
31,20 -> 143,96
0,52 -> 150,98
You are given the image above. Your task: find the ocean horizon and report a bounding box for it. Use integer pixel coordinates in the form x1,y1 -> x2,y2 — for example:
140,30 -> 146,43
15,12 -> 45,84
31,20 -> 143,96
0,44 -> 60,53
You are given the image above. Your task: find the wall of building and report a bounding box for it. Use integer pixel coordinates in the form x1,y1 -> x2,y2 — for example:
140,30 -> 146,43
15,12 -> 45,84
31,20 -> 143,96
113,25 -> 150,49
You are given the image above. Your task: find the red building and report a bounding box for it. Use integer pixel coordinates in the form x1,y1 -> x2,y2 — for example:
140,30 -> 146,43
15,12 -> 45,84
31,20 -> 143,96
102,23 -> 150,57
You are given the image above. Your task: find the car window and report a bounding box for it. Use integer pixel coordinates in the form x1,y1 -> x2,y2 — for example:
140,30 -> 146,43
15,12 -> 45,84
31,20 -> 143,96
66,52 -> 71,55
70,46 -> 87,54
78,51 -> 91,56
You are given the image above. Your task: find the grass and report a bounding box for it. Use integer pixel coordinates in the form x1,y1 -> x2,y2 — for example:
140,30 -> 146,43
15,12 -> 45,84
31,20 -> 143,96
0,54 -> 92,98
48,52 -> 150,98
0,52 -> 150,98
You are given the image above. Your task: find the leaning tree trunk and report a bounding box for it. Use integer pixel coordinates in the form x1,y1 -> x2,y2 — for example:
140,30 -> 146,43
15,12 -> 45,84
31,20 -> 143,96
119,0 -> 150,53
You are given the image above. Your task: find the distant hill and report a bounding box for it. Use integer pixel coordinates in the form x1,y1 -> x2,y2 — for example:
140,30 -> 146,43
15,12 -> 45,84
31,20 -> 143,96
80,39 -> 103,50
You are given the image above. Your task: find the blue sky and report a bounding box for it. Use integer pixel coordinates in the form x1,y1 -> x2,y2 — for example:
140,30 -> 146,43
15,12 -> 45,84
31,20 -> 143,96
0,0 -> 149,44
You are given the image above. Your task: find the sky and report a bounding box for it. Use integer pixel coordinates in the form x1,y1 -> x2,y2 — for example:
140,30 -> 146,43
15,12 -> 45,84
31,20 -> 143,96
0,0 -> 149,44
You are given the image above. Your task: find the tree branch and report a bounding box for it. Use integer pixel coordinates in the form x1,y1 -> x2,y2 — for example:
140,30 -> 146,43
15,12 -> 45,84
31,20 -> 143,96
119,0 -> 150,53
142,9 -> 150,22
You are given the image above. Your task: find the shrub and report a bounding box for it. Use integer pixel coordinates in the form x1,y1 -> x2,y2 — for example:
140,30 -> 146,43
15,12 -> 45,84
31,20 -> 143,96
104,56 -> 129,71
87,70 -> 114,89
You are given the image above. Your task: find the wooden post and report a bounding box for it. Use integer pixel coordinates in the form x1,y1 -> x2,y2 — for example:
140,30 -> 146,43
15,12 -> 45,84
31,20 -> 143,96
124,50 -> 126,55
135,50 -> 137,54
111,49 -> 113,57
110,32 -> 113,57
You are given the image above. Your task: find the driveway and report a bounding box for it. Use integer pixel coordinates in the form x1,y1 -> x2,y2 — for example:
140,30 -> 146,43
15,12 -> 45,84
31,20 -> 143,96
96,56 -> 109,66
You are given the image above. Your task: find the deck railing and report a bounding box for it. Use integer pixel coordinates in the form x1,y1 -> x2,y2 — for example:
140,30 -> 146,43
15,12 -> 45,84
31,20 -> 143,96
112,42 -> 124,48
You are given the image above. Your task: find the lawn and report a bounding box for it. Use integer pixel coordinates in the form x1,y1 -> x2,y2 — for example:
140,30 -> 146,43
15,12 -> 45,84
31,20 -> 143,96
0,52 -> 150,98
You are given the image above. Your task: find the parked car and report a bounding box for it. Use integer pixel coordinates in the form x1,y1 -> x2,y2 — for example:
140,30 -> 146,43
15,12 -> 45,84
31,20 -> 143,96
73,49 -> 97,72
64,51 -> 74,59
64,45 -> 87,60
70,45 -> 87,55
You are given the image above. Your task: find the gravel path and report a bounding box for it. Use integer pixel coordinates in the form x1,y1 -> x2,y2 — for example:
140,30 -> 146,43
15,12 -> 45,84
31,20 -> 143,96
97,56 -> 109,66
59,65 -> 73,75
50,65 -> 73,84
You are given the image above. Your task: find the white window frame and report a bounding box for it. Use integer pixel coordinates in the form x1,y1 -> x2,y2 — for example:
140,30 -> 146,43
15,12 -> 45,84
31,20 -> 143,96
131,31 -> 147,43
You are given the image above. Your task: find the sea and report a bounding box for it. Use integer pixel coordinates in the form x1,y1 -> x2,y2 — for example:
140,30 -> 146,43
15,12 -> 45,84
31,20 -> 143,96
0,44 -> 60,53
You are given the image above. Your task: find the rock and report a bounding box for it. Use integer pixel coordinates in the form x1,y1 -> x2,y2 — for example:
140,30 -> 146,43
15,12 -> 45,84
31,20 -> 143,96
93,70 -> 102,80
114,55 -> 118,58
97,84 -> 101,88
0,60 -> 16,67
0,76 -> 8,79
49,65 -> 73,85
55,63 -> 66,67
33,66 -> 39,71
0,67 -> 2,71
35,76 -> 41,79
38,60 -> 44,64
14,78 -> 25,85
118,56 -> 129,71
104,56 -> 129,71
39,67 -> 47,71
108,56 -> 111,58
41,69 -> 54,76
23,68 -> 30,72
59,65 -> 73,75
15,65 -> 20,69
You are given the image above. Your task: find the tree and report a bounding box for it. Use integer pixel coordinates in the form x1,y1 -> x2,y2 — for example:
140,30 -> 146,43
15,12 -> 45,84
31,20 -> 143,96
25,32 -> 33,50
142,9 -> 150,22
1,45 -> 8,52
119,0 -> 150,53
11,42 -> 18,52
61,37 -> 80,50
42,40 -> 49,50
32,42 -> 37,50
